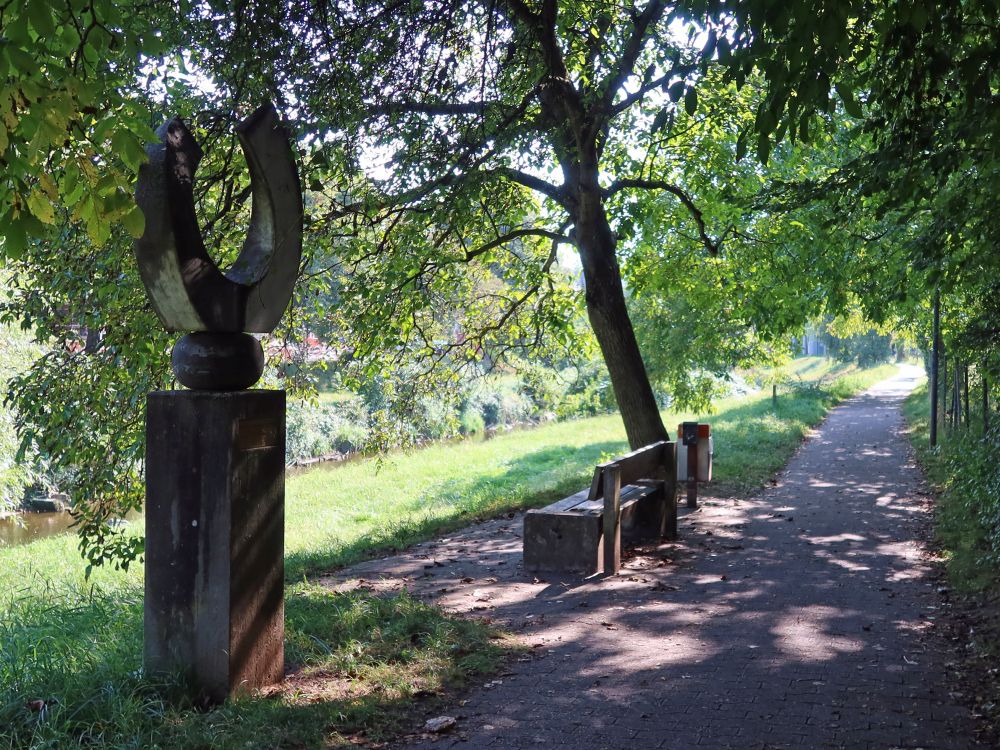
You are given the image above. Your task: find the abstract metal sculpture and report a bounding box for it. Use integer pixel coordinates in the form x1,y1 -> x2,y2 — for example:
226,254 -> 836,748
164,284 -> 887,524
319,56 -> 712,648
135,103 -> 301,702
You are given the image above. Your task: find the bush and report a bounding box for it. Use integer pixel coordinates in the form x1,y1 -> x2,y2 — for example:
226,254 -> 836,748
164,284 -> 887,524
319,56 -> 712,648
0,319 -> 44,511
286,358 -> 617,462
413,394 -> 458,440
555,362 -> 615,418
519,363 -> 564,413
286,397 -> 370,462
935,426 -> 1000,585
459,405 -> 485,435
904,382 -> 1000,591
463,378 -> 534,428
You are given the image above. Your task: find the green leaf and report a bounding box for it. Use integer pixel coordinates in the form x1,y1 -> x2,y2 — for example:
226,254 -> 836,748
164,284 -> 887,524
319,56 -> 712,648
735,130 -> 748,161
835,83 -> 864,118
28,3 -> 55,37
756,108 -> 778,136
1,218 -> 27,259
667,81 -> 685,103
112,130 -> 147,172
5,45 -> 36,74
716,38 -> 731,63
26,190 -> 56,225
701,30 -> 717,60
798,114 -> 811,143
651,109 -> 670,133
122,204 -> 145,237
756,134 -> 771,165
86,215 -> 111,246
4,12 -> 30,46
684,87 -> 698,116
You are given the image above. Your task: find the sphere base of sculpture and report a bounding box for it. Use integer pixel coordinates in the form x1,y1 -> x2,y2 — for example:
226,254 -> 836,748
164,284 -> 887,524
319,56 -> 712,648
172,332 -> 265,391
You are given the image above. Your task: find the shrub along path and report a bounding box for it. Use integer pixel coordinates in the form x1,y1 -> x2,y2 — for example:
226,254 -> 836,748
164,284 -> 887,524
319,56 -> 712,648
325,365 -> 979,749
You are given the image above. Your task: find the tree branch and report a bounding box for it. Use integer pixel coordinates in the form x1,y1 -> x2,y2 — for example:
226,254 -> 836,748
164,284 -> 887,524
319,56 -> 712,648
484,166 -> 568,205
604,178 -> 720,254
498,0 -> 539,27
610,62 -> 698,116
496,0 -> 568,79
464,227 -> 572,261
598,0 -> 670,112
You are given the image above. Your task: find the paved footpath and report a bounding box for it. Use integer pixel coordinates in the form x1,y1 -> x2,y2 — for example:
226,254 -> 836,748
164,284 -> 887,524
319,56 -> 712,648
324,366 -> 978,748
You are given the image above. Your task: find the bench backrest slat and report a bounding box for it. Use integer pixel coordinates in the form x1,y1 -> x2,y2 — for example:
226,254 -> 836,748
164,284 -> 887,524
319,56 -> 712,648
588,440 -> 671,499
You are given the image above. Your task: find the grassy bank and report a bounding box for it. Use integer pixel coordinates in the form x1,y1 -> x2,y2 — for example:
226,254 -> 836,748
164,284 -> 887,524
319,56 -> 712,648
0,360 -> 897,749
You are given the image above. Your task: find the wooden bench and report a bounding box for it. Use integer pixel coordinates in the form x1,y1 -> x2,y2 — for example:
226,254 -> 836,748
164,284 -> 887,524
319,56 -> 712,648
523,441 -> 677,575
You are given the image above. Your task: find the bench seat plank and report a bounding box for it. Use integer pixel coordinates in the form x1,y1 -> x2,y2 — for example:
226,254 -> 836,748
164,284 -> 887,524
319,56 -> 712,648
552,484 -> 652,515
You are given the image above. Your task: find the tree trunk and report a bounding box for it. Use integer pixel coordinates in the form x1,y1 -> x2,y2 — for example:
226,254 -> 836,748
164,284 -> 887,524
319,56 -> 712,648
542,88 -> 668,449
574,193 -> 668,449
953,365 -> 961,429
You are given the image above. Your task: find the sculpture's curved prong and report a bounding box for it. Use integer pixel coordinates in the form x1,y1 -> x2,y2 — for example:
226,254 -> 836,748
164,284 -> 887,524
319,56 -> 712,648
133,103 -> 303,333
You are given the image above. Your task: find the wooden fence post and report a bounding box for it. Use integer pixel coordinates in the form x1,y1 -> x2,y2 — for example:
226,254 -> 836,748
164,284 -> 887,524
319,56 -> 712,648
984,369 -> 991,434
930,290 -> 940,446
942,351 -> 949,435
964,365 -> 970,427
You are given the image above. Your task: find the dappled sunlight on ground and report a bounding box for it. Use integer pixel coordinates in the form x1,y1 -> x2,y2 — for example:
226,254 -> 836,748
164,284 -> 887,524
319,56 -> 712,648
770,606 -> 866,662
319,366 -> 974,748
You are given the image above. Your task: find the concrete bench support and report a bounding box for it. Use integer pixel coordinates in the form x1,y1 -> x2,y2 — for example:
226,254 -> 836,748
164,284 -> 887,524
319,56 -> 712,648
524,441 -> 676,575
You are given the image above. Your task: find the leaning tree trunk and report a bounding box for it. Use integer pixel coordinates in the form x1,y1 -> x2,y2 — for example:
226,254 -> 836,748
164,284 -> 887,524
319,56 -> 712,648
574,195 -> 669,449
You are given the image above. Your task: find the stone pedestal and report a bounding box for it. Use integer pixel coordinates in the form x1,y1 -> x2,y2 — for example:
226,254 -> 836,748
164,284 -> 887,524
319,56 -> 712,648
144,390 -> 285,703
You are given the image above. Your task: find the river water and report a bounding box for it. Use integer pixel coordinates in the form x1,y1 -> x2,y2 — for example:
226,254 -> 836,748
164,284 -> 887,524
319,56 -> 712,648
0,511 -> 77,547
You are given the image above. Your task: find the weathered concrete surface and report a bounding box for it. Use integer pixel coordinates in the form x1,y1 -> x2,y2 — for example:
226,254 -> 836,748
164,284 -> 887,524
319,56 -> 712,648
324,366 -> 980,748
523,484 -> 666,575
144,390 -> 285,703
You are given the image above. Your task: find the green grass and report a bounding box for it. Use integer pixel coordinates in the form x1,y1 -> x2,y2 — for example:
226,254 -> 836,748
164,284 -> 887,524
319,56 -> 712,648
314,390 -> 358,405
0,580 -> 506,749
751,354 -> 873,388
0,358 -> 898,749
